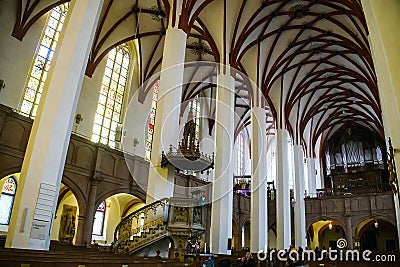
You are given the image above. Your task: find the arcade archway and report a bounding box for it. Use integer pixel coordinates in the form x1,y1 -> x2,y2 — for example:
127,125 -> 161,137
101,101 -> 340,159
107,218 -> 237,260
355,219 -> 398,251
307,220 -> 345,250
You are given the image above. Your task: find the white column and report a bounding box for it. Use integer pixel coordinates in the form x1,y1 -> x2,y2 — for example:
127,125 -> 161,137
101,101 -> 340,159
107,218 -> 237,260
146,28 -> 187,203
250,106 -> 267,253
361,0 -> 400,248
394,195 -> 400,250
5,0 -> 104,250
293,145 -> 307,248
318,161 -> 325,189
307,158 -> 317,197
210,73 -> 235,255
276,128 -> 291,250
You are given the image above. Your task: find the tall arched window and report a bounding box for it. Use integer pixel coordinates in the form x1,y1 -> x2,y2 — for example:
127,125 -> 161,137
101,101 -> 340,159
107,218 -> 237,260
236,132 -> 244,175
20,3 -> 69,118
189,95 -> 201,145
92,44 -> 130,149
0,177 -> 17,225
92,201 -> 106,236
145,80 -> 160,160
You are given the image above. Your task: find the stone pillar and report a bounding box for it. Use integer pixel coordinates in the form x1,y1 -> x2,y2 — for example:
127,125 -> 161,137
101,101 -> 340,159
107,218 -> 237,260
210,73 -> 235,255
82,177 -> 101,247
293,145 -> 307,248
344,197 -> 353,249
74,215 -> 86,246
276,128 -> 291,250
307,158 -> 317,197
250,106 -> 267,253
5,0 -> 104,250
345,217 -> 353,249
146,27 -> 187,203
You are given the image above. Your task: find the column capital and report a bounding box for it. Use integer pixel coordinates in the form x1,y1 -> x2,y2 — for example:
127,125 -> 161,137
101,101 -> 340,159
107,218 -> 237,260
276,128 -> 290,139
91,174 -> 103,185
293,143 -> 304,151
165,27 -> 187,37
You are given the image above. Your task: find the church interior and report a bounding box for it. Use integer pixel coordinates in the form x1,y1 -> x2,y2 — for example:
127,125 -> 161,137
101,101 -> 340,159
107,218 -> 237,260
1,0 -> 400,266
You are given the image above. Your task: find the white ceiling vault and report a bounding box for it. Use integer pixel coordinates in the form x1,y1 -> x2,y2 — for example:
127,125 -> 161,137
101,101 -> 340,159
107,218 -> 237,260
13,0 -> 383,157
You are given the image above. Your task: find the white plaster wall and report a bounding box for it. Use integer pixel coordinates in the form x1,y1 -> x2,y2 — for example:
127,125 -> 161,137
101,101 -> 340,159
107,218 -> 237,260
267,134 -> 277,183
315,135 -> 323,189
73,59 -> 107,138
303,159 -> 308,193
268,229 -> 277,248
289,141 -> 295,190
0,1 -> 45,109
233,127 -> 251,176
197,96 -> 215,181
122,81 -> 156,157
243,127 -> 251,175
74,42 -> 140,141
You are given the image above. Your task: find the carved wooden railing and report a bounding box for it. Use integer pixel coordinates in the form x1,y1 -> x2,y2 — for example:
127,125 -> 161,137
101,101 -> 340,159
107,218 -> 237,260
114,198 -> 169,253
304,191 -> 396,235
113,197 -> 206,255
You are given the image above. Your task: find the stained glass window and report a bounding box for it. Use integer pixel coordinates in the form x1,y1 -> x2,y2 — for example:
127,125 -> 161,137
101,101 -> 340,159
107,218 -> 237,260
20,3 -> 69,118
92,201 -> 106,236
188,95 -> 201,145
145,80 -> 160,160
0,177 -> 17,225
92,45 -> 130,148
236,132 -> 244,175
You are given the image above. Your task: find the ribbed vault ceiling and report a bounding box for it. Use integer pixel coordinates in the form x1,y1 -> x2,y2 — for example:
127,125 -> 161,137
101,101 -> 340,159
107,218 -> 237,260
13,0 -> 383,157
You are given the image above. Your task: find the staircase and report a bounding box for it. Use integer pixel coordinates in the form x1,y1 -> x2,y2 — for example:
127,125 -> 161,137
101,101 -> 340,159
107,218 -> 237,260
114,197 -> 205,256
